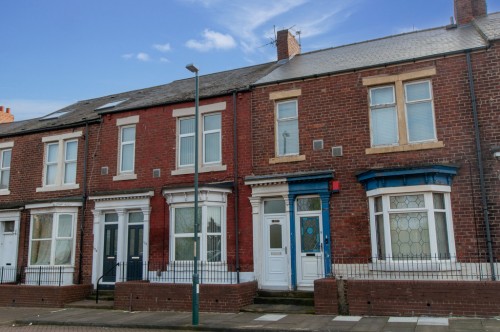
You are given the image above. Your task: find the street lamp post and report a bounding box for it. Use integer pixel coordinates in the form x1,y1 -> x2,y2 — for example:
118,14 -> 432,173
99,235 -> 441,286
186,63 -> 200,326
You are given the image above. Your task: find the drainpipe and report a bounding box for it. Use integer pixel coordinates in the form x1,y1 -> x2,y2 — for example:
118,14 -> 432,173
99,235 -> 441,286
466,51 -> 496,280
78,121 -> 90,284
233,91 -> 240,283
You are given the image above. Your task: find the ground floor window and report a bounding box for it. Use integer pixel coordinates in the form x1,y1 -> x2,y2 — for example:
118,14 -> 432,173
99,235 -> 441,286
29,211 -> 76,266
369,189 -> 454,261
172,205 -> 223,262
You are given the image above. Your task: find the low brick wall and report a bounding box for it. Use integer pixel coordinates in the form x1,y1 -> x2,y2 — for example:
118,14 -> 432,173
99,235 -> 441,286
0,284 -> 92,307
314,278 -> 500,317
114,281 -> 258,312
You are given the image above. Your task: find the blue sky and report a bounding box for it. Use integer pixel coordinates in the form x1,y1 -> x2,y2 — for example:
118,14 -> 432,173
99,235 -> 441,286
1,0 -> 499,121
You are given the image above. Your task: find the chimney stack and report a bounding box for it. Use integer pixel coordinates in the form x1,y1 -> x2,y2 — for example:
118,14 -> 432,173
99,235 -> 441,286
276,29 -> 301,61
0,106 -> 14,123
454,0 -> 487,25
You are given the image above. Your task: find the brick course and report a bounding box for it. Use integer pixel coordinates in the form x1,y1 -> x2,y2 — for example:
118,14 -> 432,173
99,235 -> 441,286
0,284 -> 92,307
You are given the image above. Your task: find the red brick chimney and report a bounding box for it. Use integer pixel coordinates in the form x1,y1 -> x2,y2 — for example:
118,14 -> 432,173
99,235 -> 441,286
0,106 -> 14,123
454,0 -> 487,25
276,29 -> 301,61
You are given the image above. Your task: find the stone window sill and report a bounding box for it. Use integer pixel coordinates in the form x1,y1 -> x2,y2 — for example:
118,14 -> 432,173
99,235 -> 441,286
113,173 -> 138,181
365,141 -> 444,155
36,184 -> 80,192
269,155 -> 306,164
171,164 -> 227,176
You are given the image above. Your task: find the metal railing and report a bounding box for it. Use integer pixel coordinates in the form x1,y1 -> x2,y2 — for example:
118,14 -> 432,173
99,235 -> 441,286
107,261 -> 237,285
332,254 -> 498,281
0,266 -> 74,286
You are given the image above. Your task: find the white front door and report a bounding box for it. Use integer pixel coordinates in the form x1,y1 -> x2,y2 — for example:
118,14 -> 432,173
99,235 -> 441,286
296,214 -> 324,288
263,215 -> 288,288
0,220 -> 18,282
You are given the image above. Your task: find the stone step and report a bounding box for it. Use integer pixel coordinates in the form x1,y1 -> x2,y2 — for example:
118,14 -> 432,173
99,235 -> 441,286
240,303 -> 315,315
257,290 -> 314,299
254,296 -> 314,306
65,299 -> 114,310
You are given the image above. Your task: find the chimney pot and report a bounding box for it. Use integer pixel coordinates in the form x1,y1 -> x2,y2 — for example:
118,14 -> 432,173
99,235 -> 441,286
6,108 -> 10,114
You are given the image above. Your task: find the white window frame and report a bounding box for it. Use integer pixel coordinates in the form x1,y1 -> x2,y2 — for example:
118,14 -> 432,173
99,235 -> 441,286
276,100 -> 299,157
113,116 -> 139,181
404,80 -> 437,143
369,86 -> 398,147
0,148 -> 12,193
178,116 -> 195,168
171,203 -> 226,263
37,132 -> 81,192
119,125 -> 136,174
28,208 -> 77,267
202,113 -> 222,165
367,185 -> 456,266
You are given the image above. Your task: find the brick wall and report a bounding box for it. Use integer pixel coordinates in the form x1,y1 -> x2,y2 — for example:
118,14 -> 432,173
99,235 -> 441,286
0,284 -> 92,307
314,278 -> 500,317
114,281 -> 257,312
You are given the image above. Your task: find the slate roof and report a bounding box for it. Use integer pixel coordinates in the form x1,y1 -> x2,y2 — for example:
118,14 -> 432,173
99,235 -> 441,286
255,14 -> 499,86
0,62 -> 278,137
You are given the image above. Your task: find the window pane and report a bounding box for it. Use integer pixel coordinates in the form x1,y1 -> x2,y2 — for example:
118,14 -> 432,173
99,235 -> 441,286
390,212 -> 430,259
406,81 -> 430,101
32,215 -> 53,239
207,235 -> 221,262
4,220 -> 15,233
2,150 -> 11,167
277,119 -> 299,155
105,213 -> 118,223
46,164 -> 58,185
175,207 -> 201,233
207,206 -> 221,233
65,141 -> 77,161
390,194 -> 425,209
269,224 -> 282,249
374,197 -> 382,213
371,107 -> 398,146
55,240 -> 72,265
300,217 -> 320,253
204,132 -> 220,163
264,200 -> 285,214
175,237 -> 199,260
433,193 -> 445,210
435,212 -> 450,259
30,240 -> 52,265
129,211 -> 144,223
370,86 -> 394,105
297,197 -> 321,211
122,127 -> 135,142
121,144 -> 134,172
47,144 -> 58,162
64,163 -> 76,184
180,136 -> 194,166
0,170 -> 9,189
277,101 -> 297,119
407,101 -> 435,142
58,214 -> 73,237
180,118 -> 195,134
204,113 -> 220,131
376,215 -> 386,259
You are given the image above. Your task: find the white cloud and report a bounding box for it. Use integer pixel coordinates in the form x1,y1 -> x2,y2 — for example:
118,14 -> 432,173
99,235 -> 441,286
0,99 -> 73,121
186,29 -> 236,52
136,52 -> 151,61
160,57 -> 170,63
153,43 -> 172,53
121,53 -> 134,59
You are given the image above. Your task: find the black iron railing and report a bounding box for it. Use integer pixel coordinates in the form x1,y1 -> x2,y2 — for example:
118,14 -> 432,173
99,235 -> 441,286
331,254 -> 498,281
0,266 -> 74,286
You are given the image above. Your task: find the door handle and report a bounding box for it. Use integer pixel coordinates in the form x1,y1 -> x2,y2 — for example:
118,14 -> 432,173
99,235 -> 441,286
107,256 -> 116,259
285,246 -> 287,254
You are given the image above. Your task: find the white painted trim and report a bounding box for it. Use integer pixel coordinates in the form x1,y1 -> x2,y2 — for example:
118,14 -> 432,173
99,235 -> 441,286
42,131 -> 82,142
116,115 -> 139,126
172,102 -> 226,117
366,184 -> 451,197
89,191 -> 154,202
26,202 -> 82,210
0,141 -> 14,149
112,173 -> 137,181
0,189 -> 10,196
36,184 -> 80,192
245,178 -> 287,187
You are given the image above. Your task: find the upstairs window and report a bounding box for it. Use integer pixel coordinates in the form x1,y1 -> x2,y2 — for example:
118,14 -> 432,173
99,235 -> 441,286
119,125 -> 136,174
276,100 -> 299,156
0,148 -> 12,190
45,140 -> 78,186
179,117 -> 195,167
203,113 -> 221,164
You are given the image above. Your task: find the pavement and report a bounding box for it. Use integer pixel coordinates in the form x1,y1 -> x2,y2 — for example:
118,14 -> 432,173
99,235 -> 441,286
1,307 -> 500,331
